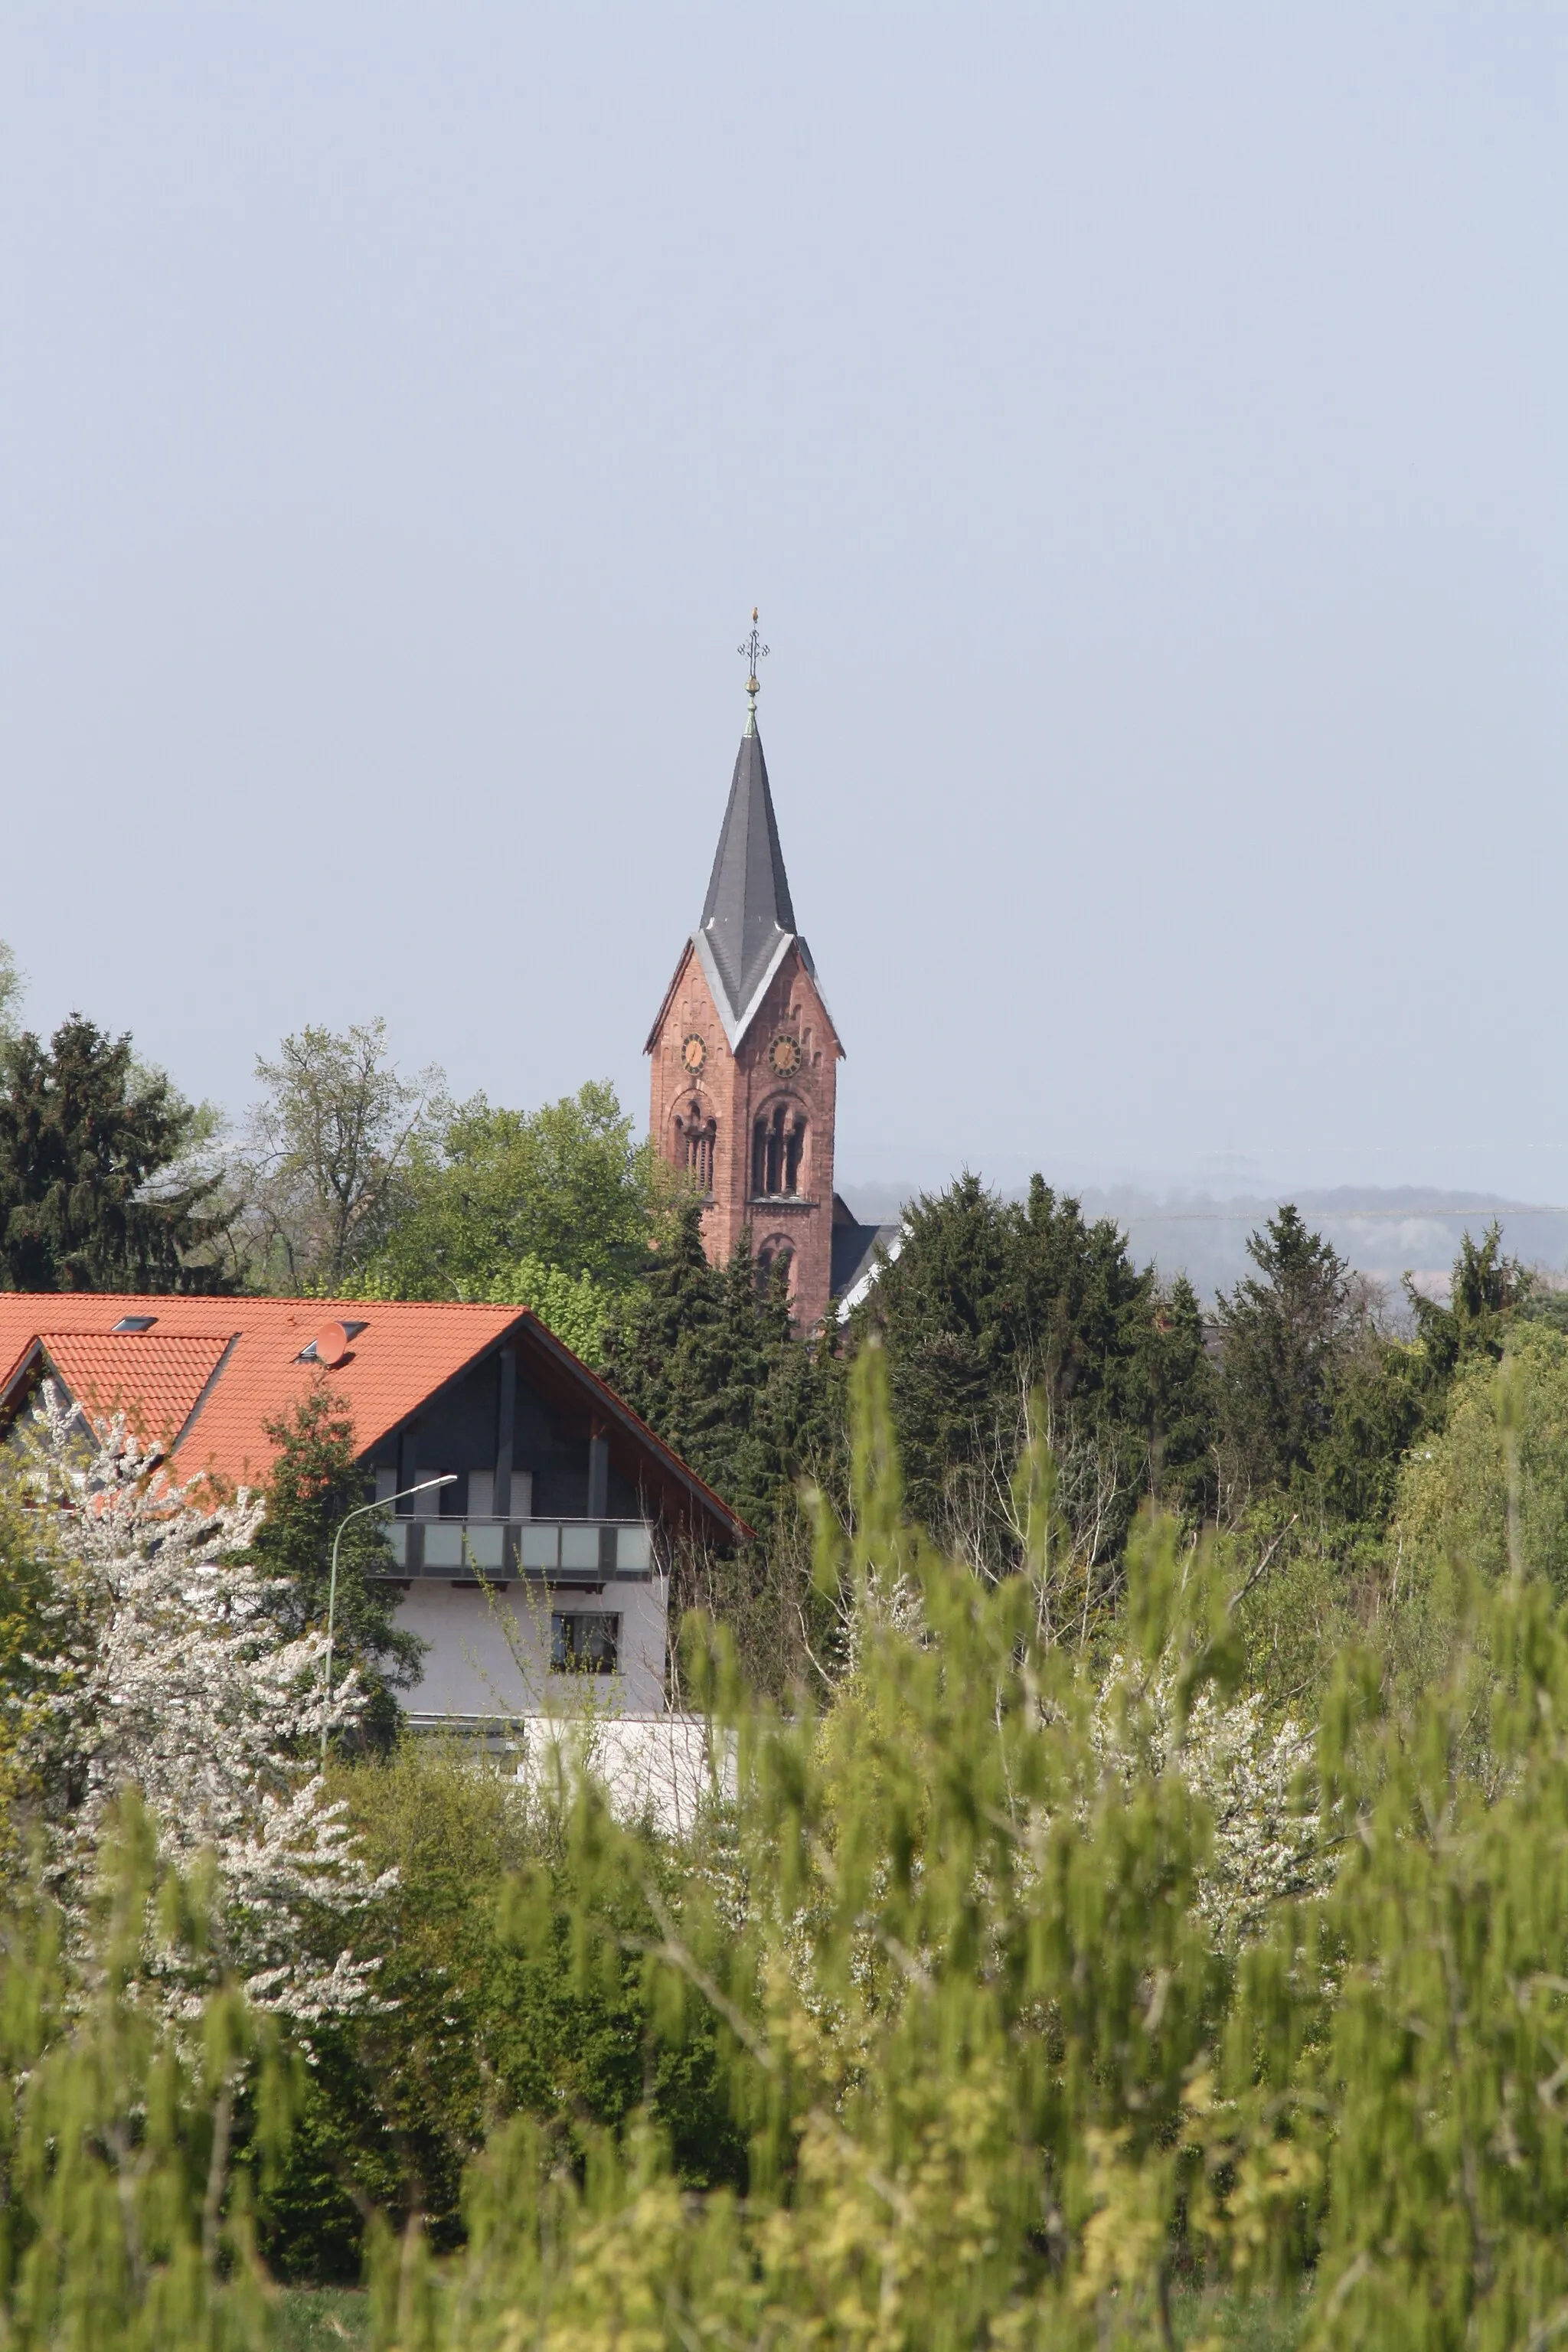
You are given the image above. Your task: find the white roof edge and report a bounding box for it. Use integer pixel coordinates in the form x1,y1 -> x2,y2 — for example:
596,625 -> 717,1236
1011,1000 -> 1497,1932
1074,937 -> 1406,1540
792,936 -> 841,1048
838,1223 -> 905,1315
691,926 -> 795,1050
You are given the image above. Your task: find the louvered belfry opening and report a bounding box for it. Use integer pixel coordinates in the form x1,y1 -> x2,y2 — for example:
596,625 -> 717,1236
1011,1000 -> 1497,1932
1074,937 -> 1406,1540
675,1098 -> 717,1194
752,1102 -> 806,1199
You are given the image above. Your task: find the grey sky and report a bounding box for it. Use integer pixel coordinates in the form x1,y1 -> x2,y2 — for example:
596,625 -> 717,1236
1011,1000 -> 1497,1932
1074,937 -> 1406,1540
3,6 -> 1564,1206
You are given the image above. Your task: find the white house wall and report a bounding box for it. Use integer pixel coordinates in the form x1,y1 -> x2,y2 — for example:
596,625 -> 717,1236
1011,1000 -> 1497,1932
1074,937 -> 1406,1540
391,1576 -> 669,1721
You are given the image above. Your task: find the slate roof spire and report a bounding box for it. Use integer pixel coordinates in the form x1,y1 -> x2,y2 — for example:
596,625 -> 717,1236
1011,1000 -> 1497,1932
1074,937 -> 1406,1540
688,609 -> 809,1042
697,718 -> 797,1034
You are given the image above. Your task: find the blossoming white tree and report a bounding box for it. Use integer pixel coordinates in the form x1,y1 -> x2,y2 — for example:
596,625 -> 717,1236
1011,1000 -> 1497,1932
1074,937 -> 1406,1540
1090,1657 -> 1332,1944
16,1380 -> 390,2025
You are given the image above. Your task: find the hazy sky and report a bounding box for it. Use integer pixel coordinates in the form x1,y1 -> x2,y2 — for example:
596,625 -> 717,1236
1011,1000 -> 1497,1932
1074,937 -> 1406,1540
3,6 -> 1564,1204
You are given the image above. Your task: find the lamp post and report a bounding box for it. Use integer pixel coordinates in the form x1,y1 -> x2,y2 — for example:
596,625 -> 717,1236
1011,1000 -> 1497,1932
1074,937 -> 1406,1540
321,1474 -> 457,1762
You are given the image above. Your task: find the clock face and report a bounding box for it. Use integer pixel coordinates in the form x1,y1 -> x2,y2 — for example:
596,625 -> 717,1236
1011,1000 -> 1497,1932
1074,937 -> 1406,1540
681,1034 -> 707,1075
768,1034 -> 802,1076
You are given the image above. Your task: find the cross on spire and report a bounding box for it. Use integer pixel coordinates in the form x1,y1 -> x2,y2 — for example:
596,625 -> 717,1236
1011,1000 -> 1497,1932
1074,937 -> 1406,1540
738,606 -> 769,735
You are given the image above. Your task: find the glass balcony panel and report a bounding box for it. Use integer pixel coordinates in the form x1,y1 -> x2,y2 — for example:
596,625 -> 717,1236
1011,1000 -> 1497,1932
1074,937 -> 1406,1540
616,1524 -> 652,1573
424,1523 -> 464,1570
520,1523 -> 559,1571
464,1522 -> 505,1570
560,1524 -> 600,1570
385,1521 -> 408,1567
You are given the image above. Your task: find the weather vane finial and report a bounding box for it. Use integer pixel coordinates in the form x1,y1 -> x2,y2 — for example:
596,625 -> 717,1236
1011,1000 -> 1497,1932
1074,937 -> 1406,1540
738,606 -> 769,735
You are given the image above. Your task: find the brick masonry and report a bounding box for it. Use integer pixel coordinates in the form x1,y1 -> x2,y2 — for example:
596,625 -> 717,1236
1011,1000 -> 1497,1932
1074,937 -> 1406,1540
648,941 -> 842,1330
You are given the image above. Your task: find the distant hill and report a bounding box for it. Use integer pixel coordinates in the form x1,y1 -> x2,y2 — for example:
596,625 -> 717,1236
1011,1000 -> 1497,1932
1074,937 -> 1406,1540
834,1181 -> 1568,1310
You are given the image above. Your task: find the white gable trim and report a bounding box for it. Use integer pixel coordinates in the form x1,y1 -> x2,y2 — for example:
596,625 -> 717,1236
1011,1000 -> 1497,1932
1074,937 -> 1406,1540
691,926 -> 795,1051
838,1223 -> 905,1315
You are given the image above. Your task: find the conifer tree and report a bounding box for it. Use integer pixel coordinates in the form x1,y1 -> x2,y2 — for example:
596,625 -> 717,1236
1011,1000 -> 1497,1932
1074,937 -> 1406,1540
1216,1204 -> 1360,1499
1145,1271 -> 1217,1521
863,1171 -> 1215,1567
603,1204 -> 840,1543
601,1202 -> 730,1476
1406,1220 -> 1532,1374
0,1014 -> 228,1292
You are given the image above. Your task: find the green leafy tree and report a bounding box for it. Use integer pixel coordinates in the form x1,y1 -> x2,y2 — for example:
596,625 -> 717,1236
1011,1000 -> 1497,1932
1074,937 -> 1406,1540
0,1014 -> 230,1292
368,1080 -> 670,1302
256,1744 -> 743,2272
250,1383 -> 424,1749
0,1803 -> 287,2350
240,1019 -> 443,1292
1392,1322 -> 1568,1602
364,1352 -> 1250,2347
26,1344 -> 1568,2341
355,1247 -> 616,1367
1256,1568 -> 1568,2346
476,1253 -> 615,1366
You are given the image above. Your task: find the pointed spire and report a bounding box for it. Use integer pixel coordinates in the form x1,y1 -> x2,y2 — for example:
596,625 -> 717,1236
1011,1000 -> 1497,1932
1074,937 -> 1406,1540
697,719 -> 796,1033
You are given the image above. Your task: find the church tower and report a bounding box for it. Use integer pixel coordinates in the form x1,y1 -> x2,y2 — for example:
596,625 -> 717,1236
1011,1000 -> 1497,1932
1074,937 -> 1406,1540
645,622 -> 843,1328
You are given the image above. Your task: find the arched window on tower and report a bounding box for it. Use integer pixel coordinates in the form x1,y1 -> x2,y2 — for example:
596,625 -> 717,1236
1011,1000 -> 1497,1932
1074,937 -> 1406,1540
785,1115 -> 805,1195
674,1099 -> 717,1194
756,1239 -> 795,1298
751,1102 -> 807,1199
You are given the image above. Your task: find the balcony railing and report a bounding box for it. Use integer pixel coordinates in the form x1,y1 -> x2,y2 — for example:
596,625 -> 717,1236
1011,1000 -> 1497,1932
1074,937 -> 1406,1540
377,1518 -> 655,1583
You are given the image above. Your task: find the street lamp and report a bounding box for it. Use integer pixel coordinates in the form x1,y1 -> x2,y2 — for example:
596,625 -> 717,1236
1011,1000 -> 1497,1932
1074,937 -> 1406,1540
320,1475 -> 458,1761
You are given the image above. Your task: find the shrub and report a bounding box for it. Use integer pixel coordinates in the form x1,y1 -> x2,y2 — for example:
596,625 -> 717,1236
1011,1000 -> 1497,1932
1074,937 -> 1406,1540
0,1800 -> 288,2350
364,1348 -> 1568,2349
20,1334 -> 1568,2345
256,1739 -> 743,2274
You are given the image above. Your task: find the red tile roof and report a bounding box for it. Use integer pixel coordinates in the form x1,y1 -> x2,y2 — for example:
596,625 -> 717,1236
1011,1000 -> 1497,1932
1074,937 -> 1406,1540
31,1331 -> 234,1450
0,1294 -> 748,1541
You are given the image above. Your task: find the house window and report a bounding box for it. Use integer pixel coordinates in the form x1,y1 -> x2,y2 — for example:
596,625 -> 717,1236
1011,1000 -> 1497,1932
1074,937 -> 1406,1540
413,1470 -> 452,1517
675,1098 -> 716,1192
466,1471 -> 531,1519
550,1612 -> 620,1675
752,1103 -> 807,1197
